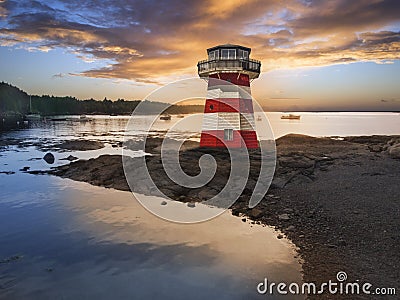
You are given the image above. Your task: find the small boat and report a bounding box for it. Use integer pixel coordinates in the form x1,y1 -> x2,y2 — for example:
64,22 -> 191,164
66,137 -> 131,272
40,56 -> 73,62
281,114 -> 300,120
78,115 -> 93,122
25,113 -> 41,120
25,97 -> 41,120
160,114 -> 171,120
49,116 -> 67,121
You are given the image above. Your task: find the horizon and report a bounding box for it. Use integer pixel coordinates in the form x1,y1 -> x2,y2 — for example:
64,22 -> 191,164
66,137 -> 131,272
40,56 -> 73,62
0,1 -> 400,111
2,81 -> 400,113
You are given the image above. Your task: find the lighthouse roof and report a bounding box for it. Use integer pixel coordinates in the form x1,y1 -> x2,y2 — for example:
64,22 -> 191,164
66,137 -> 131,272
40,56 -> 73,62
207,44 -> 251,54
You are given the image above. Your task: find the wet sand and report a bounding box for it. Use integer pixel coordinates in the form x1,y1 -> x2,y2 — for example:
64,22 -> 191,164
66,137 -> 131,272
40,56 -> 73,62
30,134 -> 400,298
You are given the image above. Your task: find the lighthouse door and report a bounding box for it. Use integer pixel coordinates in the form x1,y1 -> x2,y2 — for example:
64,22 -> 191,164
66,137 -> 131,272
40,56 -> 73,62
224,129 -> 233,141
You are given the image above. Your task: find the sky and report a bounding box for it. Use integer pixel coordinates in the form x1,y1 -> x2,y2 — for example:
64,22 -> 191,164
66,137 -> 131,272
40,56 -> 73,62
0,0 -> 400,111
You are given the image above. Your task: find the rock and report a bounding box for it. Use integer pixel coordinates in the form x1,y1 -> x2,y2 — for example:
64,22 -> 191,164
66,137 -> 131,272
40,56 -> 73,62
61,155 -> 78,161
279,156 -> 314,169
161,200 -> 167,205
388,144 -> 400,159
286,225 -> 295,232
0,171 -> 15,175
337,239 -> 347,247
277,234 -> 284,239
368,145 -> 382,152
197,189 -> 216,200
249,208 -> 263,219
241,218 -> 246,222
187,202 -> 195,208
43,152 -> 55,164
20,166 -> 30,171
270,177 -> 287,189
278,213 -> 290,221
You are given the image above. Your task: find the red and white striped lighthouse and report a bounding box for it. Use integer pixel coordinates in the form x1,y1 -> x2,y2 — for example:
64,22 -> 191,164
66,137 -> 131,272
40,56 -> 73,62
197,44 -> 261,149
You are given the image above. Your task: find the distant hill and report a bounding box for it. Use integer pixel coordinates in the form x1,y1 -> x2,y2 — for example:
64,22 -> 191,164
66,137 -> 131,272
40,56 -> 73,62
0,82 -> 203,116
0,82 -> 30,115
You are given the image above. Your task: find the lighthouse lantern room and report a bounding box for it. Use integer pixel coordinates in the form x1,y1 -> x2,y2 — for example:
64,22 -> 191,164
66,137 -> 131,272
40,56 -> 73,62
197,44 -> 261,149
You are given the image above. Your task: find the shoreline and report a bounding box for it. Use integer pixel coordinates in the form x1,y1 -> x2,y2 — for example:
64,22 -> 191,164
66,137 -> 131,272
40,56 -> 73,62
29,134 -> 400,298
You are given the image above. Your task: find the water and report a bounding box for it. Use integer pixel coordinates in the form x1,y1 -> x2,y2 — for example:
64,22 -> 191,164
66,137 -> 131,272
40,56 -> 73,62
1,112 -> 397,299
265,112 -> 400,138
0,117 -> 303,299
4,113 -> 398,145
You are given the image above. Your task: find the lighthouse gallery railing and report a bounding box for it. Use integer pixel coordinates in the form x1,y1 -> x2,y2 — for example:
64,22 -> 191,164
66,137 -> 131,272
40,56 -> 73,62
197,58 -> 261,75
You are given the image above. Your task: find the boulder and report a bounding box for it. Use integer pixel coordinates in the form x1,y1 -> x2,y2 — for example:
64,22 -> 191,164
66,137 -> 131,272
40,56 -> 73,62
388,143 -> 400,159
249,208 -> 263,219
43,152 -> 55,164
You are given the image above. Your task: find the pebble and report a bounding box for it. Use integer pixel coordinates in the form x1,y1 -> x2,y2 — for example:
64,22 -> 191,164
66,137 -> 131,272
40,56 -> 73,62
278,213 -> 290,221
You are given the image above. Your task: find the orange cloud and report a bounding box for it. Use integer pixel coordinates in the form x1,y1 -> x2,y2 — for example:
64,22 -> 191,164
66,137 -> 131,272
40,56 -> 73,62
0,0 -> 399,82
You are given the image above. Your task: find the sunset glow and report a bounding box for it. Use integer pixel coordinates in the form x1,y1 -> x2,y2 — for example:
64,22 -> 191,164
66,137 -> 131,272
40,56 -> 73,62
1,0 -> 399,110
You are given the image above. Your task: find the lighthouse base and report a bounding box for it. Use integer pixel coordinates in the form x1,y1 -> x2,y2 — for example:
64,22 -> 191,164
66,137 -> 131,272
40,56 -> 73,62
200,130 -> 258,149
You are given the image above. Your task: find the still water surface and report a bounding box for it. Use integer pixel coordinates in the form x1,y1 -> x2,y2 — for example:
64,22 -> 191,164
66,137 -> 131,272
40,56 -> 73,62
1,112 -> 398,299
0,116 -> 307,299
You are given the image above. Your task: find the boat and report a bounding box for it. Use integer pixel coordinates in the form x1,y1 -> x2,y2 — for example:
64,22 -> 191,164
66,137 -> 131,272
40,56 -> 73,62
281,114 -> 300,120
160,114 -> 171,120
50,117 -> 68,121
25,113 -> 41,120
25,96 -> 41,120
78,115 -> 93,122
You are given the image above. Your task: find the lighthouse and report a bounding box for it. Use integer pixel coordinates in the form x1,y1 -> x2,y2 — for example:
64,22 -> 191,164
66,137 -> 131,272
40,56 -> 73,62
197,44 -> 261,149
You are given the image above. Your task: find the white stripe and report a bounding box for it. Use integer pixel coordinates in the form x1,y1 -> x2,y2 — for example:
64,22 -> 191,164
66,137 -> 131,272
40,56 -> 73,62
240,113 -> 256,131
202,112 -> 244,131
207,86 -> 252,100
218,112 -> 240,130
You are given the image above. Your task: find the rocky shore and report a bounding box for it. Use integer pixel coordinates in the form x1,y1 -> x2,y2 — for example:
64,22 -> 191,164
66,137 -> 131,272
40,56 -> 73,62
32,134 -> 400,298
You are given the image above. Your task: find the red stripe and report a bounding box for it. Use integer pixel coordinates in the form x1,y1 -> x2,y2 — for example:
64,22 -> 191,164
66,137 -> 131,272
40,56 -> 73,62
208,73 -> 250,87
200,130 -> 258,149
204,98 -> 254,113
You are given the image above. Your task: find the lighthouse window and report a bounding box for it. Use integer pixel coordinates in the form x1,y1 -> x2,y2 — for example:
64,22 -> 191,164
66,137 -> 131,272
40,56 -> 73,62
238,49 -> 249,59
224,129 -> 234,141
221,49 -> 236,59
208,50 -> 215,60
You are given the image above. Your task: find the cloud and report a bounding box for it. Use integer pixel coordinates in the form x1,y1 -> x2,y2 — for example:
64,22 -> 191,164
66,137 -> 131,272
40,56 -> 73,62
381,98 -> 400,103
270,97 -> 301,100
52,72 -> 66,79
0,0 -> 399,82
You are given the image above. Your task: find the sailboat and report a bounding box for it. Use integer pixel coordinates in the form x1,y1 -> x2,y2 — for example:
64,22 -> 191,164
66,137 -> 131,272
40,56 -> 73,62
25,96 -> 41,120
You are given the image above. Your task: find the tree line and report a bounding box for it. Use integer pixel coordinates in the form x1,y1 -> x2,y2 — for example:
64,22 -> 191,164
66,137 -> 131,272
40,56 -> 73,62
0,82 -> 203,116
